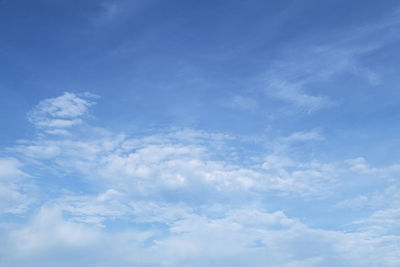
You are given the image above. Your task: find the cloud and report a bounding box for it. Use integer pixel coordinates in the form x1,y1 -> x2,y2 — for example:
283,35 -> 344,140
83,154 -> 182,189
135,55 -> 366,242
345,157 -> 400,178
0,158 -> 35,214
27,92 -> 97,135
55,189 -> 130,227
336,182 -> 400,234
11,125 -> 337,198
260,16 -> 396,114
17,93 -> 399,202
345,157 -> 378,174
353,208 -> 400,235
3,203 -> 400,267
281,130 -> 324,143
3,92 -> 400,266
266,79 -> 333,113
10,206 -> 100,253
222,94 -> 258,111
0,157 -> 26,179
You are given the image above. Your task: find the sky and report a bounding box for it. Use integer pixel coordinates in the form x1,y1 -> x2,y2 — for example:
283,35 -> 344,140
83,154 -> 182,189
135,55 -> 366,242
1,0 -> 400,266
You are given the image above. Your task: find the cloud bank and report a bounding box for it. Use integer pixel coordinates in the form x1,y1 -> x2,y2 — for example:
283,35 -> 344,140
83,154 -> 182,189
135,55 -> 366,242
1,92 -> 400,266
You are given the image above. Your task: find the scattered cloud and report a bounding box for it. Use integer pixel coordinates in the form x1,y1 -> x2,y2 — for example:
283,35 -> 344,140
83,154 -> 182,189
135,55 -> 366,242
3,92 -> 400,266
2,1 -> 400,265
11,124 -> 337,198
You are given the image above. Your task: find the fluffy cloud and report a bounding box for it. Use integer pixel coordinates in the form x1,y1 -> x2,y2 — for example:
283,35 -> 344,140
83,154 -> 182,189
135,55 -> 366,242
2,202 -> 400,267
2,92 -> 400,266
11,126 -> 337,198
27,92 -> 97,135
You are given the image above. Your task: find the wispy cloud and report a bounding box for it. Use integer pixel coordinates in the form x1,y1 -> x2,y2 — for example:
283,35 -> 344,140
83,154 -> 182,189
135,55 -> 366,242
266,79 -> 334,113
260,14 -> 399,114
0,158 -> 35,214
222,94 -> 259,111
281,129 -> 324,143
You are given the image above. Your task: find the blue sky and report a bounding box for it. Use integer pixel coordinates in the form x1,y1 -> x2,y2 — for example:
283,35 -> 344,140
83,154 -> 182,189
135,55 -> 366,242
1,0 -> 400,266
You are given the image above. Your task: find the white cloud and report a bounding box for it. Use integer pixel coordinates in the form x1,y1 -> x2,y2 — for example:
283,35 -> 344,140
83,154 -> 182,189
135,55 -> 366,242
55,189 -> 130,227
0,158 -> 35,214
2,201 -> 400,267
345,157 -> 400,178
353,208 -> 400,235
337,182 -> 400,236
10,206 -> 100,253
27,92 -> 97,134
4,92 -> 400,266
261,158 -> 337,197
345,157 -> 378,174
0,157 -> 26,179
11,127 -> 338,198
